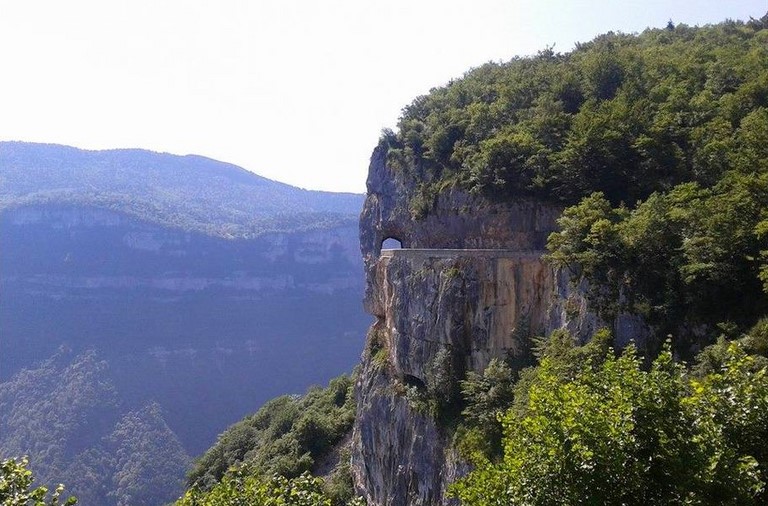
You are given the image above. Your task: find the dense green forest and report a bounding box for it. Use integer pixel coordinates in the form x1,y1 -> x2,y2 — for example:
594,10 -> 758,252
175,17 -> 768,505
0,349 -> 190,506
409,15 -> 768,505
535,17 -> 768,348
381,15 -> 767,215
180,375 -> 359,505
381,15 -> 768,347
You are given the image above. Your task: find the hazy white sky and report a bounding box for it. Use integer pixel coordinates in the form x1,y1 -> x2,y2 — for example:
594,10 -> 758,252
0,1 -> 765,192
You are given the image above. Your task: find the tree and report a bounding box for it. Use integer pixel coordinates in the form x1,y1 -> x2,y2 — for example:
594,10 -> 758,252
451,342 -> 768,505
176,471 -> 364,506
0,457 -> 77,506
185,374 -> 356,498
455,358 -> 515,460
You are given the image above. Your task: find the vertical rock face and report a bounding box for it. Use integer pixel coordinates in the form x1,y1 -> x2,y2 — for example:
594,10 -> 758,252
353,251 -> 557,505
359,146 -> 563,316
373,251 -> 556,376
352,147 -> 566,506
352,147 -> 648,506
1,204 -> 370,456
353,145 -> 654,505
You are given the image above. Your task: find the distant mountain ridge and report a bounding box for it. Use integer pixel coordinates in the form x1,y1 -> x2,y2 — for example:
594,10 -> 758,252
0,140 -> 371,505
0,141 -> 364,238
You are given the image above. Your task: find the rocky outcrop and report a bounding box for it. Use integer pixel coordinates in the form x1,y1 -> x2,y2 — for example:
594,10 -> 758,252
359,145 -> 563,315
352,144 -> 564,506
351,144 -> 651,505
372,250 -> 555,373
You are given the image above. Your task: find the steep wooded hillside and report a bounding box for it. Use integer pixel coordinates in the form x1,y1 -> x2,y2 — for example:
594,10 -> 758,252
0,349 -> 190,506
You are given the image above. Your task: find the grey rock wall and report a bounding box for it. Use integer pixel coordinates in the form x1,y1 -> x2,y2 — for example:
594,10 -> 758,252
352,146 -> 565,506
352,144 -> 652,505
1,203 -> 369,455
352,250 -> 557,505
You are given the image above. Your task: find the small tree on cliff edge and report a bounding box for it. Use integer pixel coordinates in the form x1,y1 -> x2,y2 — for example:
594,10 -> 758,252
0,457 -> 77,506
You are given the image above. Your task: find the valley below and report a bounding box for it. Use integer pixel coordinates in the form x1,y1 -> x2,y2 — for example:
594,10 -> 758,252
0,144 -> 370,504
1,204 -> 369,454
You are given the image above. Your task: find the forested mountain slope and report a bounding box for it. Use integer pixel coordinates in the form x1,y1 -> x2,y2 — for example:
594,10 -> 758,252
376,15 -> 768,344
0,349 -> 190,506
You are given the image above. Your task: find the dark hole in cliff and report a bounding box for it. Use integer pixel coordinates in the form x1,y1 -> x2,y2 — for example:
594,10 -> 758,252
381,237 -> 402,250
403,374 -> 426,392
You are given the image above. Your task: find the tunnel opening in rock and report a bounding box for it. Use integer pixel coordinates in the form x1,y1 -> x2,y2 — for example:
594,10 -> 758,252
381,237 -> 403,250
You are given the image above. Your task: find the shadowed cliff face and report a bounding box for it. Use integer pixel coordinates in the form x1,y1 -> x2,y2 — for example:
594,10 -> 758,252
352,147 -> 566,506
353,144 -> 655,505
373,251 -> 555,373
354,252 -> 558,505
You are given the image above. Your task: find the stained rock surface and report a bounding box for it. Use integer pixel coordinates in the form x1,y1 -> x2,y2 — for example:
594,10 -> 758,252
352,144 -> 650,505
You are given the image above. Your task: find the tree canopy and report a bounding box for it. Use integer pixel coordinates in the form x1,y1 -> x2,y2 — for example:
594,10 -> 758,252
0,457 -> 76,506
381,16 -> 768,216
184,374 -> 358,505
452,333 -> 768,505
0,349 -> 190,506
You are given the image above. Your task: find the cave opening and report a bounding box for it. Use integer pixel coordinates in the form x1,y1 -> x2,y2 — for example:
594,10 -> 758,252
403,374 -> 427,392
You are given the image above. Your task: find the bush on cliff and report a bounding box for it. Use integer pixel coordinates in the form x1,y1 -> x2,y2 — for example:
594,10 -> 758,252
184,374 -> 357,505
451,337 -> 768,505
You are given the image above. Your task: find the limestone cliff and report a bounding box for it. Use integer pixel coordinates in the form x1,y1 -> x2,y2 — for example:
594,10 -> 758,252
351,144 -> 651,505
1,203 -> 369,456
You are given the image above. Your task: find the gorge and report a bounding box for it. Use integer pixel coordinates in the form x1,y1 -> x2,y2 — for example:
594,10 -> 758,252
6,14 -> 768,506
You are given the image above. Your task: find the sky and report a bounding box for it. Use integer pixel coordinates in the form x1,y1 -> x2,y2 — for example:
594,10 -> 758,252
0,1 -> 765,193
